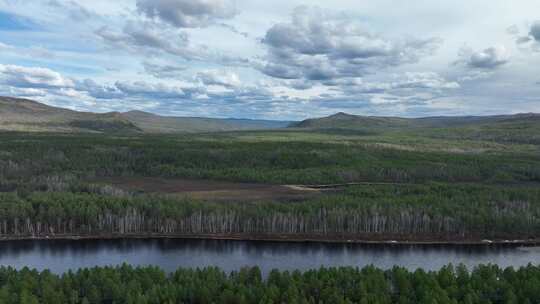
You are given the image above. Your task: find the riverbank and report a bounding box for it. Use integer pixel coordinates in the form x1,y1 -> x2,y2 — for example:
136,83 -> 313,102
1,233 -> 539,246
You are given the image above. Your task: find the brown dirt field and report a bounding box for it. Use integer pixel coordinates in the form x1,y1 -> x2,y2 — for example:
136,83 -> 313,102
95,177 -> 325,202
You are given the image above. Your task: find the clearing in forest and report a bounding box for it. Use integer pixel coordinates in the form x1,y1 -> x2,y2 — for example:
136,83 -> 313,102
95,177 -> 325,202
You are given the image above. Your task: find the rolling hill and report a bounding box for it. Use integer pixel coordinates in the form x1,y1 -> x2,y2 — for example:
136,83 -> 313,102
292,111 -> 540,130
0,96 -> 140,133
2,96 -> 539,141
292,111 -> 540,144
0,96 -> 291,133
292,112 -> 410,129
121,110 -> 290,133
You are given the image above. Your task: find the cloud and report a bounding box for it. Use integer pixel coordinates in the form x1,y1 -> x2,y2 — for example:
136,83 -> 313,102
77,78 -> 205,101
457,45 -> 509,69
195,70 -> 241,87
136,0 -> 238,28
0,63 -> 269,112
0,10 -> 38,31
327,72 -> 459,97
96,21 -> 191,57
506,25 -> 520,35
75,79 -> 124,100
114,80 -> 189,99
46,0 -> 96,21
530,21 -> 540,42
217,23 -> 249,38
0,42 -> 57,60
258,6 -> 441,81
509,21 -> 540,51
96,20 -> 249,65
516,36 -> 533,44
393,72 -> 460,90
0,64 -> 74,89
0,42 -> 13,51
458,70 -> 494,82
143,62 -> 187,79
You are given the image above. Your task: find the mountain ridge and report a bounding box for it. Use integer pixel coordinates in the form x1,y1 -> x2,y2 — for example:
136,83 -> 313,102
292,111 -> 540,130
2,96 -> 539,134
0,96 -> 291,133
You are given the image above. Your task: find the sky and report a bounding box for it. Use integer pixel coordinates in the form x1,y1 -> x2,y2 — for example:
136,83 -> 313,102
0,0 -> 539,120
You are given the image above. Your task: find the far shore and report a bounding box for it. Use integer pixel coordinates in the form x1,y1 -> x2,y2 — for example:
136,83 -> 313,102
1,233 -> 539,246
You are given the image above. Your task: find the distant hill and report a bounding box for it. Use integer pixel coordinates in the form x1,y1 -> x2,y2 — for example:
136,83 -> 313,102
291,111 -> 540,144
0,96 -> 291,133
122,110 -> 290,133
0,97 -> 140,133
293,112 -> 410,129
2,96 -> 538,138
292,111 -> 540,130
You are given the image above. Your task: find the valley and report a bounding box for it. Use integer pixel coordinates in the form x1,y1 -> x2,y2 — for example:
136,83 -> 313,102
0,97 -> 539,244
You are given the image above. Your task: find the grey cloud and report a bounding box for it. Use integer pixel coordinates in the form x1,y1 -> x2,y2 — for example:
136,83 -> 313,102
143,62 -> 187,79
517,36 -> 533,44
76,78 -> 213,101
530,21 -> 540,42
0,62 -> 460,120
261,63 -> 302,80
507,23 -> 535,45
114,81 -> 188,99
511,22 -> 540,50
289,80 -> 314,90
76,79 -> 124,100
96,22 -> 249,65
506,25 -> 520,35
259,6 -> 441,81
458,46 -> 509,69
136,0 -> 237,28
124,22 -> 189,50
281,71 -> 459,113
217,23 -> 249,38
96,22 -> 191,57
334,73 -> 458,97
195,70 -> 240,87
76,75 -> 262,103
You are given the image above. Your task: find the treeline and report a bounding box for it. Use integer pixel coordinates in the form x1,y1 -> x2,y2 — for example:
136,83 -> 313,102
1,132 -> 539,192
1,263 -> 540,303
1,184 -> 539,239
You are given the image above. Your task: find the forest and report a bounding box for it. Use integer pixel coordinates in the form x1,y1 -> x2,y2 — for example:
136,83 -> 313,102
0,183 -> 539,240
1,263 -> 540,304
0,130 -> 539,241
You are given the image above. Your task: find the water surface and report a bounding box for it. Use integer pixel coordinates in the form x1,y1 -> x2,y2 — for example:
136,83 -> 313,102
0,239 -> 538,275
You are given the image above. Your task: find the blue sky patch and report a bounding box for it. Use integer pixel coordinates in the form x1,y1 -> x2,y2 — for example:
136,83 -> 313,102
0,11 -> 38,31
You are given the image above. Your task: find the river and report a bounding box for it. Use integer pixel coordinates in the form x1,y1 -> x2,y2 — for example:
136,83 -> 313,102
0,239 -> 538,275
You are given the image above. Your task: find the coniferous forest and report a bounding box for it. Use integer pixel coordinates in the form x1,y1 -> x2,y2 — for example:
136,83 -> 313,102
0,130 -> 539,242
0,126 -> 540,303
1,264 -> 540,304
2,0 -> 540,301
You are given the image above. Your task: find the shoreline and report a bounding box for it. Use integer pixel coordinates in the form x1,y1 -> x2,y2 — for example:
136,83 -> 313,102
1,233 -> 539,246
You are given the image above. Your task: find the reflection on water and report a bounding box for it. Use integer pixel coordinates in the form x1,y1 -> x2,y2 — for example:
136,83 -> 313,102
0,239 -> 538,275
